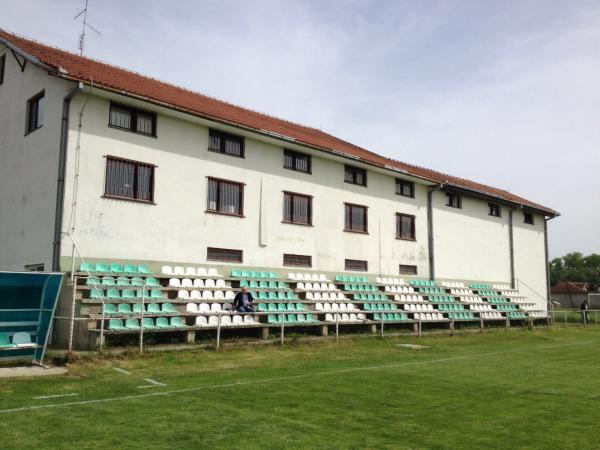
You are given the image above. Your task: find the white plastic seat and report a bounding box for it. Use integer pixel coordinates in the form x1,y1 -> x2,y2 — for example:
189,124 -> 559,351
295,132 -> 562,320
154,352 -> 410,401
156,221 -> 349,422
403,304 -> 409,311
216,279 -> 226,288
322,293 -> 330,301
185,267 -> 196,276
305,282 -> 313,291
12,332 -> 35,348
173,266 -> 185,275
214,291 -> 225,299
244,315 -> 255,324
220,316 -> 232,326
225,291 -> 235,300
181,278 -> 193,288
319,274 -> 327,282
208,316 -> 219,326
193,278 -> 205,288
311,274 -> 319,282
232,315 -> 244,325
211,303 -> 221,312
341,313 -> 350,322
339,303 -> 347,311
202,290 -> 213,300
199,303 -> 211,312
306,292 -> 314,300
314,293 -> 322,300
169,278 -> 181,287
315,303 -> 324,311
337,293 -> 346,300
186,303 -> 198,313
320,283 -> 328,291
425,313 -> 432,321
323,303 -> 332,311
197,267 -> 208,277
328,283 -> 336,291
357,313 -> 365,320
178,290 -> 189,299
297,282 -> 305,290
347,303 -> 354,311
190,290 -> 202,300
288,273 -> 296,280
195,316 -> 208,327
205,279 -> 215,288
161,265 -> 173,275
207,268 -> 219,277
295,273 -> 303,281
325,314 -> 334,322
376,277 -> 382,283
331,303 -> 339,311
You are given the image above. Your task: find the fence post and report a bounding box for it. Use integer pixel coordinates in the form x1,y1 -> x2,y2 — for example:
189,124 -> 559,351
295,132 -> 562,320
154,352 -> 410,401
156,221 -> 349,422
335,313 -> 339,342
418,320 -> 422,337
450,318 -> 454,336
216,313 -> 221,351
280,313 -> 285,346
380,318 -> 384,338
564,310 -> 567,327
139,289 -> 145,355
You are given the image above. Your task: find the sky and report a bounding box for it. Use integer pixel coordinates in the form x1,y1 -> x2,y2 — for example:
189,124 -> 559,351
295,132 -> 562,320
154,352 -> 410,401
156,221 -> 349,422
1,0 -> 598,258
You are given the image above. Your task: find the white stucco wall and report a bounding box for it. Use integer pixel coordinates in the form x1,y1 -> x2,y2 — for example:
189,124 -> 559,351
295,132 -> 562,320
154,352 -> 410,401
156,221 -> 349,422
61,92 -> 430,276
0,46 -> 74,270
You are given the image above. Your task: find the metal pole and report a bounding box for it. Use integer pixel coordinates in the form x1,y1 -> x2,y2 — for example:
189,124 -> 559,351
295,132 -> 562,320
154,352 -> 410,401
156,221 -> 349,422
99,294 -> 105,351
380,318 -> 384,338
451,318 -> 454,336
480,318 -> 484,333
335,313 -> 339,342
418,320 -> 422,337
216,313 -> 221,351
68,271 -> 77,352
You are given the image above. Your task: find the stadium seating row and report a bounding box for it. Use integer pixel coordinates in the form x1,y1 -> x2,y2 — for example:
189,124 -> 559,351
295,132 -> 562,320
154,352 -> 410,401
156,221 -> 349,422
257,303 -> 308,312
486,297 -> 509,304
239,280 -> 288,289
460,296 -> 485,304
393,294 -> 425,302
440,281 -> 466,288
268,314 -> 319,324
352,293 -> 389,301
437,303 -> 465,311
325,313 -> 365,322
343,284 -> 380,292
419,287 -> 445,294
305,292 -> 347,301
480,312 -> 503,319
450,288 -> 474,295
363,303 -> 398,311
109,316 -> 186,330
87,276 -> 160,287
315,303 -> 360,312
383,285 -> 415,293
448,312 -> 476,320
410,279 -> 436,287
80,262 -> 152,274
403,303 -> 434,312
334,275 -> 369,283
196,315 -> 258,326
162,266 -> 221,277
427,294 -> 456,303
296,282 -> 338,292
91,288 -> 165,300
231,270 -> 279,279
288,273 -> 329,282
177,290 -> 236,300
0,332 -> 36,348
372,312 -> 409,321
470,304 -> 493,312
103,303 -> 176,315
496,304 -> 518,311
169,278 -> 228,288
470,283 -> 492,289
414,313 -> 444,321
375,277 -> 407,285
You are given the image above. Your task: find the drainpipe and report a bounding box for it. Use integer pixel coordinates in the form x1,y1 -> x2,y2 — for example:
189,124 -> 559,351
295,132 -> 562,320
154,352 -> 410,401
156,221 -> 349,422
52,82 -> 83,271
508,209 -> 515,289
544,217 -> 551,306
427,184 -> 443,280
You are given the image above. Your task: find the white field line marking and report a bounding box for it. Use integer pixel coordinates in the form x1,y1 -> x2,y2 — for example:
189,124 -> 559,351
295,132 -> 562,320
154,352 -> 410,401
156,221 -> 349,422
144,378 -> 166,386
1,340 -> 595,414
113,368 -> 131,375
33,393 -> 79,400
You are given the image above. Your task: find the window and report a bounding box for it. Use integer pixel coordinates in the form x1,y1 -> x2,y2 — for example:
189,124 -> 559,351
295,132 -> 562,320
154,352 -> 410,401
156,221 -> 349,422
109,102 -> 156,137
207,247 -> 243,263
0,53 -> 5,85
399,264 -> 417,275
25,263 -> 45,272
207,177 -> 244,216
446,192 -> 461,208
395,179 -> 415,198
488,203 -> 501,217
208,129 -> 244,157
283,192 -> 312,225
283,149 -> 311,173
104,156 -> 155,203
345,259 -> 368,272
396,213 -> 416,240
523,211 -> 534,225
344,203 -> 368,233
283,254 -> 312,267
344,164 -> 367,186
25,90 -> 44,134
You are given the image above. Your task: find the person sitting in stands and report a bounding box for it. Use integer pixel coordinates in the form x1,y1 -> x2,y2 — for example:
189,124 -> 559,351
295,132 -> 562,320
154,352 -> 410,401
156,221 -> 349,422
234,286 -> 255,313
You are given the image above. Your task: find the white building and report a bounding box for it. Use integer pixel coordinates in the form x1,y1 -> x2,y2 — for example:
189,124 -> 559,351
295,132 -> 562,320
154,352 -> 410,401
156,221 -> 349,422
0,29 -> 558,310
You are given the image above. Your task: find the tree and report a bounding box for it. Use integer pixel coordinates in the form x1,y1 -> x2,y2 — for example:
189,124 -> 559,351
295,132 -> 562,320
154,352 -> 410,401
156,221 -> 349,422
549,252 -> 600,287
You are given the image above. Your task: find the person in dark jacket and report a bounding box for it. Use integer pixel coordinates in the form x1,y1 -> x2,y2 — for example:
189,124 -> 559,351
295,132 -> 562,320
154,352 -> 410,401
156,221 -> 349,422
581,299 -> 590,324
234,286 -> 255,313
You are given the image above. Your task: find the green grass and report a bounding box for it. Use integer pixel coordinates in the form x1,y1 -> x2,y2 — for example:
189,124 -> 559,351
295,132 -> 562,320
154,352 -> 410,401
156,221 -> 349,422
1,328 -> 600,449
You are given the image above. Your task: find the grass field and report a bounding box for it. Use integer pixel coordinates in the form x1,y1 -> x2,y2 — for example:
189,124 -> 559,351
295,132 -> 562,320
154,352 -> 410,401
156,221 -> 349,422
1,327 -> 599,449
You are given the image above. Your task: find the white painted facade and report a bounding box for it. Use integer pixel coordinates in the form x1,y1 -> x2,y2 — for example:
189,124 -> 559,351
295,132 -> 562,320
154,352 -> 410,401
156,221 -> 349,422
0,51 -> 552,308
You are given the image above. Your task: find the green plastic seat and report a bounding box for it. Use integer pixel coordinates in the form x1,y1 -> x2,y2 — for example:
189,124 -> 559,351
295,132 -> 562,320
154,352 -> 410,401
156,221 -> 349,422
125,319 -> 140,330
287,314 -> 298,323
363,303 -> 371,310
102,303 -> 117,315
240,280 -> 249,288
147,303 -> 161,313
130,277 -> 144,287
250,280 -> 259,288
394,313 -> 402,320
170,317 -> 186,328
258,303 -> 268,312
86,276 -> 101,286
108,263 -> 122,273
286,292 -> 296,300
155,317 -> 170,328
250,271 -> 260,278
241,270 -> 250,277
269,272 -> 278,279
296,303 -> 305,311
138,264 -> 152,274
267,281 -> 276,289
306,313 -> 315,322
79,262 -> 95,272
259,281 -> 269,288
0,333 -> 16,348
117,304 -> 132,315
136,289 -> 150,299
268,303 -> 277,311
132,303 -> 144,314
297,314 -> 307,322
259,271 -> 268,278
285,303 -> 295,311
142,318 -> 157,329
277,303 -> 287,311
116,276 -> 130,286
259,291 -> 269,300
123,264 -> 138,274
101,276 -> 116,286
277,292 -> 287,300
121,289 -> 136,299
335,276 -> 342,282
231,270 -> 242,277
383,303 -> 391,310
278,282 -> 287,289
162,303 -> 177,313
268,315 -> 278,324
145,277 -> 160,287
374,313 -> 382,320
90,287 -> 104,299
109,319 -> 126,330
268,292 -> 277,300
150,289 -> 165,299
95,262 -> 110,273
377,303 -> 385,311
106,288 -> 121,299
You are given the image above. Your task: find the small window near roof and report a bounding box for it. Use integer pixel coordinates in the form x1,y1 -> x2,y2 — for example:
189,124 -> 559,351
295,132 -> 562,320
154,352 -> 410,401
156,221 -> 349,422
395,179 -> 414,198
399,264 -> 417,275
345,259 -> 368,272
523,211 -> 534,225
208,129 -> 244,158
488,203 -> 501,217
109,102 -> 156,137
0,53 -> 6,85
283,149 -> 311,173
344,164 -> 367,186
25,90 -> 44,134
446,192 -> 461,208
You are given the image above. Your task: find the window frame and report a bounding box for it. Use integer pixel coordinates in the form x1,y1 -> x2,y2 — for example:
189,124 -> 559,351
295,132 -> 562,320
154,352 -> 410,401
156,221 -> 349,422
344,164 -> 367,187
206,176 -> 245,217
108,102 -> 157,137
344,202 -> 369,234
282,191 -> 313,226
399,264 -> 418,275
102,155 -> 156,204
0,53 -> 5,85
395,179 -> 415,198
446,192 -> 462,209
283,149 -> 311,174
25,90 -> 45,135
523,211 -> 535,225
283,254 -> 312,268
396,213 -> 416,241
208,129 -> 245,158
207,247 -> 243,263
345,259 -> 368,272
488,203 -> 501,217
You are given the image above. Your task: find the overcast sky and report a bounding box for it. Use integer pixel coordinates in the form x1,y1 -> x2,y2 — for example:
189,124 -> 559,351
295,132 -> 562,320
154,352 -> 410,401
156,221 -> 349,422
1,0 -> 598,258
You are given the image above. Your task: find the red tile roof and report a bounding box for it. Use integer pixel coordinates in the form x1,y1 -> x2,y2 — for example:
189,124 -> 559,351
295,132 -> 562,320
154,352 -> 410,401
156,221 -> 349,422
551,282 -> 590,295
0,29 -> 557,215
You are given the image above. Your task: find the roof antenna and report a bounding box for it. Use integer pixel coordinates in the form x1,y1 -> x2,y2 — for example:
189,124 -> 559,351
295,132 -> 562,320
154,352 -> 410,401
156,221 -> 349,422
74,0 -> 101,56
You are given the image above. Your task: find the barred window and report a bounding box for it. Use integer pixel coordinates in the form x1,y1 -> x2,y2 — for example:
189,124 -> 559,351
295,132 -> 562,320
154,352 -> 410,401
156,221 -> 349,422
25,90 -> 44,134
207,178 -> 244,216
283,254 -> 312,267
399,264 -> 417,275
104,156 -> 155,203
283,192 -> 312,225
344,164 -> 367,186
395,179 -> 414,198
396,214 -> 416,240
109,102 -> 156,137
208,129 -> 244,157
523,211 -> 534,225
446,192 -> 461,208
488,203 -> 501,217
283,149 -> 311,173
207,247 -> 243,263
0,53 -> 5,85
345,259 -> 368,272
344,203 -> 368,233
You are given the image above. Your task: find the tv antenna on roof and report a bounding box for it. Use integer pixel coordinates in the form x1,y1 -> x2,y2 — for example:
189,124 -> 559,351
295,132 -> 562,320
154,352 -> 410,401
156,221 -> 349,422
74,0 -> 101,56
